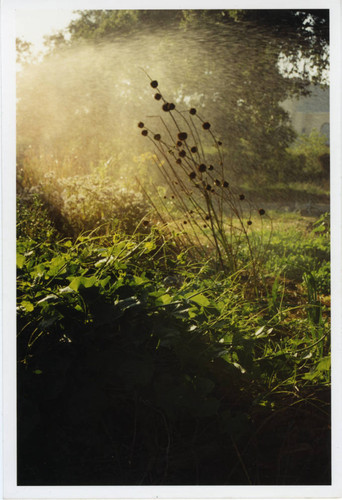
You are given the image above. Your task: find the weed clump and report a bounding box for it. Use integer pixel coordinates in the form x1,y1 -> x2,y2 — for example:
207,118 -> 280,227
138,76 -> 269,277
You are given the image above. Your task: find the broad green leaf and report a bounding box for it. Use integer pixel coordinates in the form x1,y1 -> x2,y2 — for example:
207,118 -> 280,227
158,293 -> 172,305
17,253 -> 25,269
69,276 -> 83,291
100,276 -> 111,287
20,300 -> 34,312
81,276 -> 97,288
69,275 -> 97,290
189,293 -> 210,307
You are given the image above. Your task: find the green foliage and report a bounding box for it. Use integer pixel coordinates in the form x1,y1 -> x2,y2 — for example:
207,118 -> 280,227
287,129 -> 330,181
17,217 -> 330,484
263,215 -> 330,294
18,171 -> 151,237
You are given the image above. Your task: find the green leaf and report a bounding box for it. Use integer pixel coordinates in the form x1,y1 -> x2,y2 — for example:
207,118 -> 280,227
17,253 -> 26,269
188,293 -> 210,307
20,300 -> 34,312
144,241 -> 156,253
69,275 -> 97,291
69,276 -> 83,291
82,276 -> 97,288
158,293 -> 172,305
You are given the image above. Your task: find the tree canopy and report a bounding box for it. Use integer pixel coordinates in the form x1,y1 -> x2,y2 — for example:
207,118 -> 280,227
17,9 -> 330,183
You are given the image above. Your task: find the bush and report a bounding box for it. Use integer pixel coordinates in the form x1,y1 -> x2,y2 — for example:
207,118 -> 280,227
286,129 -> 330,183
18,171 -> 151,237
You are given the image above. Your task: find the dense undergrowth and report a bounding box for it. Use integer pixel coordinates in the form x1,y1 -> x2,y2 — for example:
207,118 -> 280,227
17,189 -> 330,485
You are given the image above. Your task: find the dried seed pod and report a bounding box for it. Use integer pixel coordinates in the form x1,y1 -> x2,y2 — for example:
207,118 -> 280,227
215,179 -> 221,186
138,121 -> 144,128
239,194 -> 245,200
179,150 -> 186,158
203,122 -> 211,130
162,103 -> 170,111
151,80 -> 158,88
208,165 -> 214,171
176,141 -> 182,147
198,164 -> 206,172
190,108 -> 197,115
206,184 -> 212,191
259,209 -> 266,216
189,172 -> 196,179
218,141 -> 222,146
154,134 -> 161,141
141,130 -> 148,136
154,93 -> 162,100
178,132 -> 188,141
223,181 -> 229,188
191,146 -> 198,153
247,220 -> 252,225
169,103 -> 176,110
176,159 -> 182,164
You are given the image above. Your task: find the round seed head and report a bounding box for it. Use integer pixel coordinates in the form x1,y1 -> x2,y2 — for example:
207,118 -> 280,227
189,172 -> 196,179
151,80 -> 158,88
203,224 -> 207,228
239,194 -> 245,200
218,140 -> 222,146
259,208 -> 266,216
198,164 -> 206,172
206,184 -> 212,191
176,159 -> 182,164
205,215 -> 210,220
247,220 -> 252,226
154,93 -> 162,100
223,181 -> 229,188
177,141 -> 182,147
203,122 -> 211,130
208,165 -> 214,171
179,150 -> 186,158
138,121 -> 144,128
143,220 -> 150,226
178,132 -> 188,141
191,146 -> 198,153
183,221 -> 187,225
215,179 -> 221,186
190,108 -> 197,115
141,130 -> 148,136
162,103 -> 170,112
169,103 -> 176,110
154,134 -> 161,141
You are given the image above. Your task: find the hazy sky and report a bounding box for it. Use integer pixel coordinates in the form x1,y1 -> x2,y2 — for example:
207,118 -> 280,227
16,10 -> 78,53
